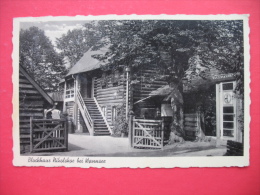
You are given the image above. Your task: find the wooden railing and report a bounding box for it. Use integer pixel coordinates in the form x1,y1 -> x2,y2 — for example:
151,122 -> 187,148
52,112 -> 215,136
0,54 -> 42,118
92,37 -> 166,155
93,97 -> 112,134
76,91 -> 94,135
131,117 -> 163,149
30,118 -> 68,153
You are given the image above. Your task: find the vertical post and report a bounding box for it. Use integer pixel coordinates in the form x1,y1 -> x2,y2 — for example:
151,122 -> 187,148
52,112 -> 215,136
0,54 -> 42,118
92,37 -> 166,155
74,75 -> 80,132
125,67 -> 130,120
64,118 -> 68,151
30,117 -> 33,153
132,116 -> 135,148
161,130 -> 164,149
128,111 -> 134,147
161,120 -> 164,149
91,77 -> 95,98
216,83 -> 220,147
63,81 -> 67,113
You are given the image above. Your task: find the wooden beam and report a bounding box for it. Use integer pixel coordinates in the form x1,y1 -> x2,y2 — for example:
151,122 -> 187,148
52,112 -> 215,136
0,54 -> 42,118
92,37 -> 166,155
20,66 -> 54,105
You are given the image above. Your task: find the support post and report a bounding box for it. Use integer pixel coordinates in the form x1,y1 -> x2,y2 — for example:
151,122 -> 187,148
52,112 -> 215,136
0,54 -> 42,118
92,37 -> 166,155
128,110 -> 134,147
63,81 -> 67,113
125,67 -> 130,120
30,117 -> 33,153
64,118 -> 68,151
161,120 -> 165,148
216,83 -> 221,147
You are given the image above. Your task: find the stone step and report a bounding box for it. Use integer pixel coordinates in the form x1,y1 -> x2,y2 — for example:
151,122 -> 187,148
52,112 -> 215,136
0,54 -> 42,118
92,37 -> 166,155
94,123 -> 107,126
94,133 -> 111,136
94,127 -> 108,130
87,108 -> 99,110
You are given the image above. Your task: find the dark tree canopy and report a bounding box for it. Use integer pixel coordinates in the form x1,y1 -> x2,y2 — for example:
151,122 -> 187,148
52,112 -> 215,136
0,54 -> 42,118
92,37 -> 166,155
55,20 -> 244,94
56,22 -> 105,67
20,26 -> 66,92
90,20 -> 243,94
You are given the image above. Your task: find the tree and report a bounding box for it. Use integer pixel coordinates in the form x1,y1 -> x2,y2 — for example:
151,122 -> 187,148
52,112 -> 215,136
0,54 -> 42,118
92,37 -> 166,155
56,22 -> 104,67
19,26 -> 66,92
93,20 -> 243,87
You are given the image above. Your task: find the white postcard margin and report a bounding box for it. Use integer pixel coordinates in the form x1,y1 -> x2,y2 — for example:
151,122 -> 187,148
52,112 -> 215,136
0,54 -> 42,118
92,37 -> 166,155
12,14 -> 250,168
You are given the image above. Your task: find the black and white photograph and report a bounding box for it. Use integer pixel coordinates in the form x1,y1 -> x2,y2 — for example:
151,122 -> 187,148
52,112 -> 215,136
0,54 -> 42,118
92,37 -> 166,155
12,15 -> 250,168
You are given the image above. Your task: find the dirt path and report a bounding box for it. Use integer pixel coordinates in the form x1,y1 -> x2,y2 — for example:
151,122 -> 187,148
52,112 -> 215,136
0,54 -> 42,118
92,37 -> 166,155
25,134 -> 226,157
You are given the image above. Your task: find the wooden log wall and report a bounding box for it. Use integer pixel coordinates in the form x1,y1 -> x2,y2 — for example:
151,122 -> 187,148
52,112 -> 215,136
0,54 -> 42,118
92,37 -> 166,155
132,67 -> 168,118
94,73 -> 126,130
19,71 -> 49,153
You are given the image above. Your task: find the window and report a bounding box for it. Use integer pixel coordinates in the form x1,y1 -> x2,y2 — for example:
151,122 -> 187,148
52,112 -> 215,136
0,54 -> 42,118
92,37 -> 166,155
65,80 -> 74,99
101,106 -> 107,118
222,82 -> 234,90
112,106 -> 117,123
111,70 -> 120,87
101,73 -> 108,89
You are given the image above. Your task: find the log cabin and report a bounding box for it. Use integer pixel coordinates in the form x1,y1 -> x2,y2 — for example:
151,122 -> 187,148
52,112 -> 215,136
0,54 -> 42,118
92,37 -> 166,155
19,65 -> 54,152
62,46 -> 167,136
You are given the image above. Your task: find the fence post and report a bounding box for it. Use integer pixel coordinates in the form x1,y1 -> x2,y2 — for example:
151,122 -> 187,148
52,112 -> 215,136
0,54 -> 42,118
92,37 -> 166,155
128,110 -> 134,147
64,118 -> 68,151
30,117 -> 33,153
161,122 -> 164,149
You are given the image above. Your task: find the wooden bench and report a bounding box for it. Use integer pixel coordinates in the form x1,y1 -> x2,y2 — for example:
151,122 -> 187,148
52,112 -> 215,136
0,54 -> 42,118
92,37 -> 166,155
224,140 -> 244,156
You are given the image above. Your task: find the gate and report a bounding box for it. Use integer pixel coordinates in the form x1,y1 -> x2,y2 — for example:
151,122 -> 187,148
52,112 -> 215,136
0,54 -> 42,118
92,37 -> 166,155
30,118 -> 68,153
132,118 -> 163,149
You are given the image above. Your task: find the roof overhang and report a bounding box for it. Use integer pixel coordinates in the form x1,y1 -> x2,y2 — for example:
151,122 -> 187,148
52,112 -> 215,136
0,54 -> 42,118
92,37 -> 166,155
20,66 -> 54,105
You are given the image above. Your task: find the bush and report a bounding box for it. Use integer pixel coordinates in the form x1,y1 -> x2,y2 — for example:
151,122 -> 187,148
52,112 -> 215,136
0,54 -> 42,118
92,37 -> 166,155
112,104 -> 128,137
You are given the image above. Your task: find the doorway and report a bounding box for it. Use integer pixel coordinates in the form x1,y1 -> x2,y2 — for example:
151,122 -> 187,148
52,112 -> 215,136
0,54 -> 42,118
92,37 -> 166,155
216,81 -> 237,140
80,75 -> 93,99
86,77 -> 93,98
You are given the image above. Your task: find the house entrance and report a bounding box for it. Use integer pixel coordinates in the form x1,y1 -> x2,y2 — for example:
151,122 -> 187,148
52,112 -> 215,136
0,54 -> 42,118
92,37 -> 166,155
216,81 -> 237,140
80,76 -> 93,99
86,77 -> 93,98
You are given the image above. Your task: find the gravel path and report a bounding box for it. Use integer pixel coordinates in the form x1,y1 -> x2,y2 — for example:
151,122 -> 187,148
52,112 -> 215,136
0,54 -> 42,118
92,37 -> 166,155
25,134 -> 226,157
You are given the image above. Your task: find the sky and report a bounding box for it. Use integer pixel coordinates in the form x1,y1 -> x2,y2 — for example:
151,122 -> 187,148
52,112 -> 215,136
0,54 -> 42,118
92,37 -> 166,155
20,20 -> 88,46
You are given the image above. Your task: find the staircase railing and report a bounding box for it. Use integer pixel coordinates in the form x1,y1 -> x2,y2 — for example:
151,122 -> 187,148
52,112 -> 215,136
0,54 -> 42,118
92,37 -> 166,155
76,90 -> 94,135
93,97 -> 112,134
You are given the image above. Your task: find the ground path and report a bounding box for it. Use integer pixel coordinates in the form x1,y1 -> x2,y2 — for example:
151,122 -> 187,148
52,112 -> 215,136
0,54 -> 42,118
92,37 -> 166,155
26,134 -> 227,157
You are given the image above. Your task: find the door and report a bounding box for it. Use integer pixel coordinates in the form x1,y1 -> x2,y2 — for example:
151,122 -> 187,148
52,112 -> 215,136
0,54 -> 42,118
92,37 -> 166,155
80,75 -> 93,99
86,77 -> 93,98
217,81 -> 237,140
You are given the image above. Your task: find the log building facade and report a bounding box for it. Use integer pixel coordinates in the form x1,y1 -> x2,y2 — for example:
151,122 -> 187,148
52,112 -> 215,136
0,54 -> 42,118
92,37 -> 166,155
19,66 -> 54,152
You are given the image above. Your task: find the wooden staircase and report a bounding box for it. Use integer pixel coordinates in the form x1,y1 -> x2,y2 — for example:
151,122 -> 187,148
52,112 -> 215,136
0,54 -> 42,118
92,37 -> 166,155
84,98 -> 111,136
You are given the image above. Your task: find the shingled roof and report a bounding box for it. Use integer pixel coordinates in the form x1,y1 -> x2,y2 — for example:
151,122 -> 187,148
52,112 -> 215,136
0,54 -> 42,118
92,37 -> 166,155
66,45 -> 110,76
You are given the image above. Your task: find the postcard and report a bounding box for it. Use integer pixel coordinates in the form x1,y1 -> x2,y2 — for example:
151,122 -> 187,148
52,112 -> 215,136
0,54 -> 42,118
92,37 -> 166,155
13,14 -> 250,168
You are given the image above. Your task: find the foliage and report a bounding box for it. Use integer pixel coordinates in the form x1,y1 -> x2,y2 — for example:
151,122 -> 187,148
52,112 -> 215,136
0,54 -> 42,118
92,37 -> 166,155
55,20 -> 244,95
55,22 -> 106,67
112,104 -> 128,136
20,26 -> 66,92
91,20 -> 244,95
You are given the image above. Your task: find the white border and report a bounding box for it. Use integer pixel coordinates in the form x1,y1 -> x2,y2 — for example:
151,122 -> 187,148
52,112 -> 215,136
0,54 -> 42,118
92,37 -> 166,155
12,14 -> 250,168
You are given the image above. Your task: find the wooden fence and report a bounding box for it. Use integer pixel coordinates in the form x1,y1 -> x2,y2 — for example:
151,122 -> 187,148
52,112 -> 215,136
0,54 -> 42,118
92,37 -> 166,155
30,118 -> 68,153
130,117 -> 163,149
